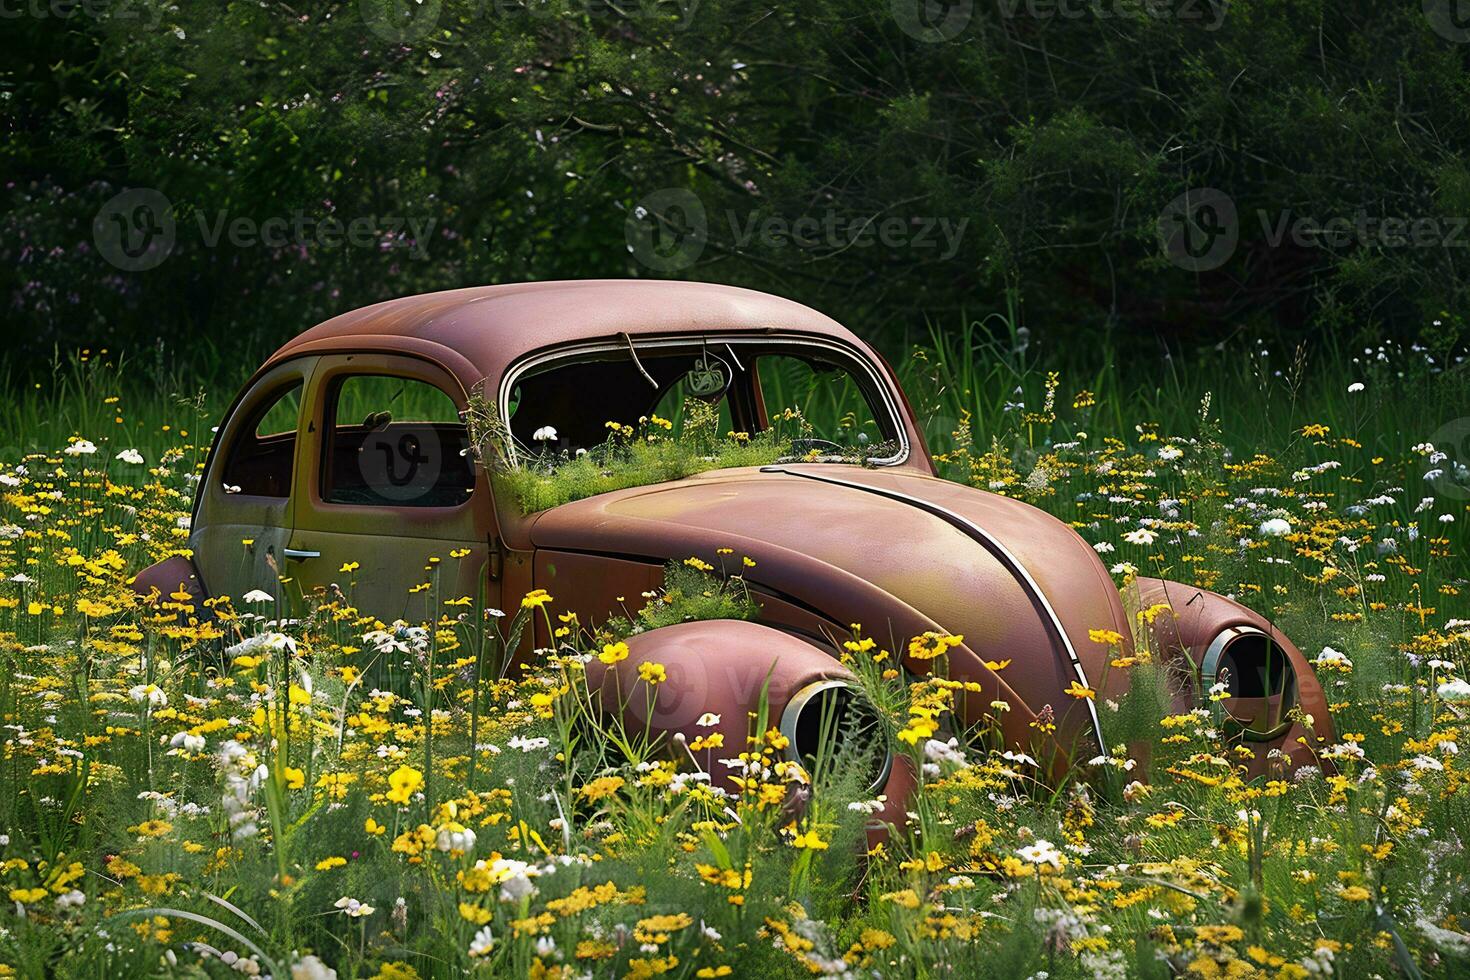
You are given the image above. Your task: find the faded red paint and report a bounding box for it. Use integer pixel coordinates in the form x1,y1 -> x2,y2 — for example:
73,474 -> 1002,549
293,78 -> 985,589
137,280 -> 1334,787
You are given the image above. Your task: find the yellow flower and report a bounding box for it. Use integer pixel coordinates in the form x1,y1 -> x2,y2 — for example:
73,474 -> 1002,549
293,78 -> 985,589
791,830 -> 829,850
529,689 -> 564,719
460,901 -> 492,924
598,641 -> 629,665
386,764 -> 425,804
76,597 -> 115,617
689,733 -> 723,752
907,631 -> 964,661
1064,680 -> 1096,700
637,662 -> 667,686
1339,885 -> 1371,902
281,766 -> 306,790
8,888 -> 47,904
1088,628 -> 1125,646
365,817 -> 387,836
316,772 -> 357,799
580,776 -> 625,802
133,819 -> 173,838
521,589 -> 553,610
880,888 -> 921,908
315,856 -> 347,871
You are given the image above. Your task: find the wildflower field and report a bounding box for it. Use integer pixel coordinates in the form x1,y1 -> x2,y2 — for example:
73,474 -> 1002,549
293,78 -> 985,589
1,336 -> 1468,979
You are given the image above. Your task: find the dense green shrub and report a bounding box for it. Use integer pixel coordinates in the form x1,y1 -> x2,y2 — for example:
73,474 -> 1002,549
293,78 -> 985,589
3,0 -> 1468,366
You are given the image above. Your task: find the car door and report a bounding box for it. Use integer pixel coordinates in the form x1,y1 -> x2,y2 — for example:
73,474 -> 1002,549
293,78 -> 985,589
191,357 -> 318,604
285,353 -> 499,621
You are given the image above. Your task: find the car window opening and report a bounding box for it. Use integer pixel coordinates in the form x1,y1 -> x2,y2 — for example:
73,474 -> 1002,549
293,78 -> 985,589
505,341 -> 899,462
323,374 -> 476,508
221,381 -> 302,498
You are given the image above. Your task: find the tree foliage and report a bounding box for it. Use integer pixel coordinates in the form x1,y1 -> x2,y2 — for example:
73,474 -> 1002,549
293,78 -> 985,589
3,0 -> 1468,363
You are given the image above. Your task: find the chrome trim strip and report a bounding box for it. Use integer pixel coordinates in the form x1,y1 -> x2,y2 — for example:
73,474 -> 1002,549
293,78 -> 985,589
1200,625 -> 1294,741
761,465 -> 1109,756
1200,626 -> 1252,681
498,333 -> 911,469
779,679 -> 894,794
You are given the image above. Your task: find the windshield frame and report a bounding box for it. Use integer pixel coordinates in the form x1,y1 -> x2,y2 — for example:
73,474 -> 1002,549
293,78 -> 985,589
497,332 -> 911,469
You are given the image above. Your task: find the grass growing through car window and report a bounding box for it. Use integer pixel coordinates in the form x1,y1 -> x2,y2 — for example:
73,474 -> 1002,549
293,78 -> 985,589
488,400 -> 824,513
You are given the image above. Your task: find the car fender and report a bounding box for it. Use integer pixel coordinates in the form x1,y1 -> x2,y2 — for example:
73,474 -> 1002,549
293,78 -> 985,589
1136,577 -> 1334,773
131,555 -> 209,617
585,619 -> 913,837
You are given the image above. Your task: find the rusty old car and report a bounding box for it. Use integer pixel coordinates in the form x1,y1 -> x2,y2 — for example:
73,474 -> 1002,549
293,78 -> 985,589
135,279 -> 1332,814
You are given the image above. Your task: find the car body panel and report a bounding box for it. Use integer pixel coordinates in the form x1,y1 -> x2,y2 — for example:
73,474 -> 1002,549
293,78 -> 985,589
282,352 -> 497,617
258,280 -> 933,478
526,463 -> 1129,755
191,356 -> 317,602
139,280 -> 1334,777
1136,576 -> 1331,774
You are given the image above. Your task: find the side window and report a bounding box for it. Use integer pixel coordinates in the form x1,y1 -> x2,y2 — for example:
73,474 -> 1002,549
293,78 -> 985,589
756,355 -> 884,448
222,382 -> 302,497
323,375 -> 475,507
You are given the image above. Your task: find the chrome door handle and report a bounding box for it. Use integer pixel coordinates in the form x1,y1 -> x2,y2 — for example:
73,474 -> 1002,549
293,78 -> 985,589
282,548 -> 320,561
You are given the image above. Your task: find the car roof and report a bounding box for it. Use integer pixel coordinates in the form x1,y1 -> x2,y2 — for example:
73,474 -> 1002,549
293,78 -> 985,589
263,280 -> 868,392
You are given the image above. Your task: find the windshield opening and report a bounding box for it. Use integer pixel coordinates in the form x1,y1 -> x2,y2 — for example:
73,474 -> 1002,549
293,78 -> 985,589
502,338 -> 902,463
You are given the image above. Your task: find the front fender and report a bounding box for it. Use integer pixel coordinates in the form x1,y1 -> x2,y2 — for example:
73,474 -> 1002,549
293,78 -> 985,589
1136,578 -> 1334,774
131,555 -> 208,612
585,619 -> 913,836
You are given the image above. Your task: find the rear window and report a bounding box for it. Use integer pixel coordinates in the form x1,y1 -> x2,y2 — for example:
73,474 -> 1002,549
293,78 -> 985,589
222,381 -> 301,497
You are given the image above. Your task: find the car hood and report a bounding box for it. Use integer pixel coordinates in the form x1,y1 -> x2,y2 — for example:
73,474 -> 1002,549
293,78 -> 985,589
528,464 -> 1131,755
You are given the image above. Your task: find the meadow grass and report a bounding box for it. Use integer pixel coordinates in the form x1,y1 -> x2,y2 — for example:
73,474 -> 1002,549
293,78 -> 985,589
0,327 -> 1468,978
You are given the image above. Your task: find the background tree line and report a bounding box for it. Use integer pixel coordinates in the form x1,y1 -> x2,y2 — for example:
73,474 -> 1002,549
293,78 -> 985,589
4,0 -> 1468,371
